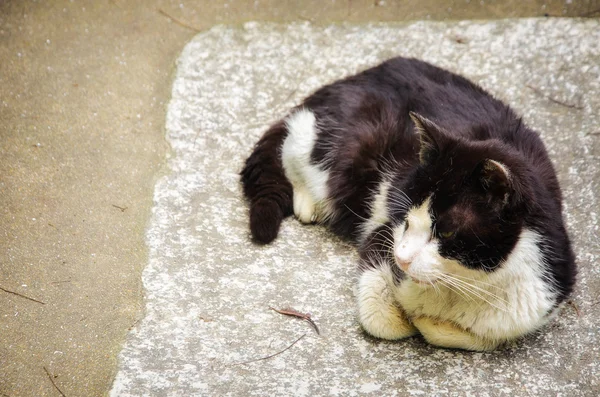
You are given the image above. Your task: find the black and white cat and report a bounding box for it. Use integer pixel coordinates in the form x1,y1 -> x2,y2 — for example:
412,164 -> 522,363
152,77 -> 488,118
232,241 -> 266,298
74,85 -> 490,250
241,57 -> 576,351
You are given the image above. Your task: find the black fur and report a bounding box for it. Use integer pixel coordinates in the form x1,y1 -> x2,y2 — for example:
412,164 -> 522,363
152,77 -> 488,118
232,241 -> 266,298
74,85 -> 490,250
240,57 -> 576,303
240,121 -> 293,243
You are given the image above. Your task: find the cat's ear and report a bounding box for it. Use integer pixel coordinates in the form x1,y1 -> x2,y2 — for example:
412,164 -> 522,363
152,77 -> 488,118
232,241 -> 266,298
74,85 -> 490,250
478,159 -> 512,205
409,112 -> 444,165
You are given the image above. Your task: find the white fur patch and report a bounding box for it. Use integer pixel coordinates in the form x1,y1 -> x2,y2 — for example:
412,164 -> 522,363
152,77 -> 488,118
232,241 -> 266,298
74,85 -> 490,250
394,228 -> 557,348
357,263 -> 417,340
281,109 -> 331,223
359,179 -> 391,243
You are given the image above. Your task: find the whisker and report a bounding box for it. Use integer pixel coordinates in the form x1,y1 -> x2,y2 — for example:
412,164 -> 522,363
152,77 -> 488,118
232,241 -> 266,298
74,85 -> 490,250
438,275 -> 509,312
386,193 -> 410,202
369,226 -> 394,241
461,223 -> 488,248
439,277 -> 504,311
387,184 -> 413,205
441,274 -> 509,304
450,274 -> 506,291
424,273 -> 442,296
436,277 -> 477,305
344,204 -> 369,223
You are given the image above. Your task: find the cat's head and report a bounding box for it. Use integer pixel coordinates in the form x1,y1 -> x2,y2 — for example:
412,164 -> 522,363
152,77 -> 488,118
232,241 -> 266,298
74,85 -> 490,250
388,112 -> 532,285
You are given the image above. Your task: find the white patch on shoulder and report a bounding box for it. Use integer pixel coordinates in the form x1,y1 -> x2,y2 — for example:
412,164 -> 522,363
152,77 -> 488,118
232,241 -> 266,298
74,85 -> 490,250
281,109 -> 331,223
356,262 -> 417,340
358,179 -> 391,244
476,229 -> 557,339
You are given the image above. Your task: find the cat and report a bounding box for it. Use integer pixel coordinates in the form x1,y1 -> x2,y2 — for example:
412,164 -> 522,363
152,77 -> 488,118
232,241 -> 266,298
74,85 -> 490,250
240,56 -> 576,351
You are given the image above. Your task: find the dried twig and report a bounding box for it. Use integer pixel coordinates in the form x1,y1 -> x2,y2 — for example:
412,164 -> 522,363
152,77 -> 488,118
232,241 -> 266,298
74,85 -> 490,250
50,280 -> 72,285
450,35 -> 468,44
525,84 -> 583,110
158,8 -> 201,32
270,307 -> 320,335
567,300 -> 581,317
296,15 -> 316,23
283,89 -> 298,103
0,286 -> 45,305
111,204 -> 127,212
128,318 -> 141,331
43,367 -> 66,397
231,334 -> 306,366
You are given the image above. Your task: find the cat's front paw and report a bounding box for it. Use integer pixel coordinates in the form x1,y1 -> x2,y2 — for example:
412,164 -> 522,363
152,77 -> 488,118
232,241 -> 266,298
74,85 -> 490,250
412,316 -> 499,351
357,267 -> 417,340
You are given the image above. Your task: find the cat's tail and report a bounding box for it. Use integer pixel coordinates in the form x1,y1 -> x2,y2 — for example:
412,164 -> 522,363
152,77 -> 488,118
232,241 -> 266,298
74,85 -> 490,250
240,120 -> 293,244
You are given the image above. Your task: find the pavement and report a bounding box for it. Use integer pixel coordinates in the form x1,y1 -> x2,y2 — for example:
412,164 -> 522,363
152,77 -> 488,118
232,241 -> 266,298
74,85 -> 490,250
0,2 -> 599,397
111,19 -> 600,396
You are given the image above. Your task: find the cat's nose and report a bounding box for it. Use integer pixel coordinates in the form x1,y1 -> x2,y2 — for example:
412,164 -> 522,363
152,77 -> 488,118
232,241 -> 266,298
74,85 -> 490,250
395,256 -> 411,272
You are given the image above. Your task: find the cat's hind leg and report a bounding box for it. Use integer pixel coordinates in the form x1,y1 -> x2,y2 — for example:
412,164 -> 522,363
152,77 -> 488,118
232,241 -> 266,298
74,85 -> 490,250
357,262 -> 418,340
292,187 -> 317,224
281,109 -> 330,224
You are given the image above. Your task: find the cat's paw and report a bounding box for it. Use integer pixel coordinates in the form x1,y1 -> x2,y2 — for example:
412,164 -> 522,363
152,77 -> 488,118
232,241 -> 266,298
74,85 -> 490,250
412,316 -> 499,351
293,188 -> 317,223
357,268 -> 417,340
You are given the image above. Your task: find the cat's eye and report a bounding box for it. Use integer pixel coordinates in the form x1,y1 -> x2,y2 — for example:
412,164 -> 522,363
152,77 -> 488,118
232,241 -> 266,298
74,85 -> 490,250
404,220 -> 410,230
439,230 -> 456,239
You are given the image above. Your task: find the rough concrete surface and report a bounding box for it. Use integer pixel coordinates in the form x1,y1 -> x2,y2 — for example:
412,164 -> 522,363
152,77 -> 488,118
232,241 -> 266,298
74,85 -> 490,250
1,1 -> 599,397
0,2 -> 180,397
111,19 -> 599,396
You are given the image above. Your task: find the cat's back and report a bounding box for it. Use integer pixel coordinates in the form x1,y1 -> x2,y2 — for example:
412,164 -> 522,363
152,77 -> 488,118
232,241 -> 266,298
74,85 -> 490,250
385,58 -> 512,130
308,57 -> 555,183
306,57 -> 508,130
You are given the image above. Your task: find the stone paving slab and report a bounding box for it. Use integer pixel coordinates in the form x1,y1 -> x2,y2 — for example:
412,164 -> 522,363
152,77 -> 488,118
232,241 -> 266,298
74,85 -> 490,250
111,19 -> 599,396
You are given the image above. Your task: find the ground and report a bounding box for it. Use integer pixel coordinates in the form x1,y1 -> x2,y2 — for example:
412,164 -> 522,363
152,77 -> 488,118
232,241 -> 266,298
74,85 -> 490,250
0,2 -> 599,397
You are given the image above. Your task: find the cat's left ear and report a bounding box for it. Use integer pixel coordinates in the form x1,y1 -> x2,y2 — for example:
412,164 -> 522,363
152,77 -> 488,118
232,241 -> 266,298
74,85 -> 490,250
409,112 -> 447,165
478,159 -> 513,205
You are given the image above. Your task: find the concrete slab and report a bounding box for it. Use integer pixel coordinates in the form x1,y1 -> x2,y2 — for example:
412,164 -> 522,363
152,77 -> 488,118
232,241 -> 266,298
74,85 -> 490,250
110,19 -> 599,396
